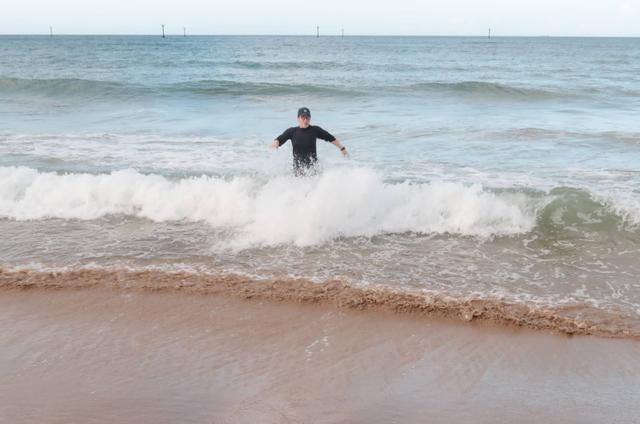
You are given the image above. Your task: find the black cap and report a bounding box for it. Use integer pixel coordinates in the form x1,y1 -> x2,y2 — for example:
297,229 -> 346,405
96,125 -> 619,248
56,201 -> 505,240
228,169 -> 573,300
297,107 -> 311,117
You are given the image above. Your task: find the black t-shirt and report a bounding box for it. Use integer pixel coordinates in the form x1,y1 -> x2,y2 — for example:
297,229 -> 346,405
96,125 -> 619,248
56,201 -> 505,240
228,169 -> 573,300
276,125 -> 336,167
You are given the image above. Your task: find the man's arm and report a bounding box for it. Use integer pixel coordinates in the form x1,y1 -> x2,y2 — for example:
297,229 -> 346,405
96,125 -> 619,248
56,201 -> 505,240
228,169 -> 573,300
331,139 -> 349,158
270,128 -> 291,149
316,126 -> 349,158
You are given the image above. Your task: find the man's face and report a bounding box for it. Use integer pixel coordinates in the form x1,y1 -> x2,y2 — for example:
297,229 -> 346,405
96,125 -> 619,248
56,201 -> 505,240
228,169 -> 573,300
298,115 -> 311,127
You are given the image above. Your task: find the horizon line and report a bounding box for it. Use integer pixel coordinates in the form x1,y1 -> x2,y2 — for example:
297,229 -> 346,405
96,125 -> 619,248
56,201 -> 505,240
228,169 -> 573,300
1,33 -> 639,38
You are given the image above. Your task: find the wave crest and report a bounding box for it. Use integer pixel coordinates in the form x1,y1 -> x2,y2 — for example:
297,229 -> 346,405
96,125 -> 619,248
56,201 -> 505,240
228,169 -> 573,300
0,167 -> 536,246
0,77 -> 359,99
405,81 -> 562,99
0,77 -> 131,99
1,77 -> 573,100
1,166 -> 637,247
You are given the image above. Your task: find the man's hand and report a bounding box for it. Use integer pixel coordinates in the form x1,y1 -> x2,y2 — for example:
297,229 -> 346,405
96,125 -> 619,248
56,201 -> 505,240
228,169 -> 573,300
270,139 -> 280,149
331,139 -> 349,158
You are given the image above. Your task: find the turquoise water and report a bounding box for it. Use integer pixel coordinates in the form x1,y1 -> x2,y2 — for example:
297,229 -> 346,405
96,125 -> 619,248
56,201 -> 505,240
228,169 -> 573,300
1,35 -> 640,329
1,36 -> 639,185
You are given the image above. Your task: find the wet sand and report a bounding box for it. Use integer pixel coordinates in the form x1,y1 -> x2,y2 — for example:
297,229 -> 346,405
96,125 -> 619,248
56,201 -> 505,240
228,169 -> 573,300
1,288 -> 639,423
3,268 -> 638,338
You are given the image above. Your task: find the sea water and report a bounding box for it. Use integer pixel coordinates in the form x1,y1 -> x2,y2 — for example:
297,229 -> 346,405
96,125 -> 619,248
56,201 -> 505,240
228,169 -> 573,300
1,35 -> 639,332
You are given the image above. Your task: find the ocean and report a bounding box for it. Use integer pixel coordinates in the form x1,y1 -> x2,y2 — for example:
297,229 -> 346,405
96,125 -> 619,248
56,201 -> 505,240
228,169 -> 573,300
1,35 -> 640,337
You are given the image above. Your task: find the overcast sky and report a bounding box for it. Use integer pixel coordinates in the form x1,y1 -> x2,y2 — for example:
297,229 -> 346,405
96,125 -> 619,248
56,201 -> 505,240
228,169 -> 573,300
2,0 -> 639,36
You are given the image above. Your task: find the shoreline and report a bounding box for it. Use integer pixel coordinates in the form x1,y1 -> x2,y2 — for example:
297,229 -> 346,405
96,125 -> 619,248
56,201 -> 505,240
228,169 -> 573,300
1,288 -> 639,423
1,267 -> 639,340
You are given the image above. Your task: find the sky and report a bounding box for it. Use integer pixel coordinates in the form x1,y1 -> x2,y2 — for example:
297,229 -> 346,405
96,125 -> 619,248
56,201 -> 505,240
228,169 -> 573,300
2,0 -> 640,36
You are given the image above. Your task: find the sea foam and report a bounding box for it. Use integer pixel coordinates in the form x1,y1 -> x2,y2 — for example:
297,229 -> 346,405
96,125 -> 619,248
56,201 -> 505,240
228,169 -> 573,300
0,166 -> 538,246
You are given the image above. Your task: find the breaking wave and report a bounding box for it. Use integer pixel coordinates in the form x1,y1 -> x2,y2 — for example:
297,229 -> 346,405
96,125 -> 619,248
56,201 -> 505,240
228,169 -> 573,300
1,166 -> 638,247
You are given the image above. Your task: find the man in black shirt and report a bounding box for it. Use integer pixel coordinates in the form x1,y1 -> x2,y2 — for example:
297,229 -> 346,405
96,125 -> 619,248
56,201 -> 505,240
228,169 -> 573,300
271,107 -> 348,175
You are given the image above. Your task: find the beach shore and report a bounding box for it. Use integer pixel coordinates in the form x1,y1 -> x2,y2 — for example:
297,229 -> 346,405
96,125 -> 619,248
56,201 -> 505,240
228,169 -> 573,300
1,286 -> 639,424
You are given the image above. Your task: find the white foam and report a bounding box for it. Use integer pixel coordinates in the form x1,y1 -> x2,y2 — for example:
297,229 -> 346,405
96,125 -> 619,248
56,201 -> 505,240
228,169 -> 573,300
0,166 -> 540,246
0,132 -> 283,176
594,190 -> 640,227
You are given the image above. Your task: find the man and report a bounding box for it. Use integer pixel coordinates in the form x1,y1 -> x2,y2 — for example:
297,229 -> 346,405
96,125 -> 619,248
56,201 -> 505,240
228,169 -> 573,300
271,107 -> 348,175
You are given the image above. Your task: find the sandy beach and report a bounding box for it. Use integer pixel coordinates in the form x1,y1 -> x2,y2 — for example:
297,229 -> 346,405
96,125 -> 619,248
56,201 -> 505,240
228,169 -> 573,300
2,33 -> 640,424
1,285 -> 639,424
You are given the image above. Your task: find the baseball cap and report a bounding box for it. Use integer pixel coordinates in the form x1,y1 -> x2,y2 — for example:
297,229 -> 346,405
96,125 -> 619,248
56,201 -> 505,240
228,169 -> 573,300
297,107 -> 311,117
